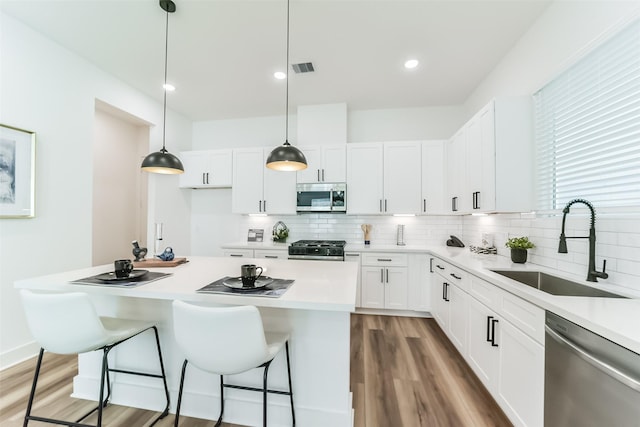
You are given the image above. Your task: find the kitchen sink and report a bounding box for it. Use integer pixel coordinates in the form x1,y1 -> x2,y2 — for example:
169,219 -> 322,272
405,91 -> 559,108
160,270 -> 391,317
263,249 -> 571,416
490,270 -> 627,298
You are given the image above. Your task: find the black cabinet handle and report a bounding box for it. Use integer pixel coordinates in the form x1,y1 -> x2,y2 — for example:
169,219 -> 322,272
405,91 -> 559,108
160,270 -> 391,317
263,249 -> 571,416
452,197 -> 458,212
384,199 -> 388,212
317,169 -> 321,182
450,273 -> 462,280
472,191 -> 481,209
229,254 -> 244,257
322,169 -> 325,181
264,255 -> 278,259
491,318 -> 499,347
429,258 -> 434,273
486,316 -> 493,343
207,172 -> 210,184
443,282 -> 450,302
385,268 -> 389,283
381,269 -> 384,283
345,253 -> 360,257
380,200 -> 383,213
377,258 -> 392,262
258,200 -> 262,212
436,264 -> 445,270
263,200 -> 267,212
423,198 -> 426,212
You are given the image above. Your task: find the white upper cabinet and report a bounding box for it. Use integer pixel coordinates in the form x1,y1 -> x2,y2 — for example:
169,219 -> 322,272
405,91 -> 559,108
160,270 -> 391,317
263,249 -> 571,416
447,97 -> 533,214
384,141 -> 422,214
347,141 -> 421,215
445,130 -> 469,213
420,140 -> 446,214
179,150 -> 233,188
346,143 -> 384,214
296,145 -> 346,183
232,148 -> 296,214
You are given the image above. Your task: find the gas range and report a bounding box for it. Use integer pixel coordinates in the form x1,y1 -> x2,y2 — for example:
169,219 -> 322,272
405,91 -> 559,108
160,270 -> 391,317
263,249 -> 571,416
288,240 -> 347,261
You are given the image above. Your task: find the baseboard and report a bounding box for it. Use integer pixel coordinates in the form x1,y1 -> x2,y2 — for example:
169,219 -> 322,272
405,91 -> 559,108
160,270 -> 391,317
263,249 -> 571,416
0,340 -> 39,371
354,308 -> 433,318
73,375 -> 353,427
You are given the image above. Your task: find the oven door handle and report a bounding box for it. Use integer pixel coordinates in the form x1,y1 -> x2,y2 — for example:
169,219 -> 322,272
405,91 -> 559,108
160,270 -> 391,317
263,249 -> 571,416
545,325 -> 640,391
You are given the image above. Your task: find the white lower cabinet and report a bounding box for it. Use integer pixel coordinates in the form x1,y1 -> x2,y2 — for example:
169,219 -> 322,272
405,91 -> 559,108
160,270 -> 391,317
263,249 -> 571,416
407,254 -> 431,312
496,319 -> 544,427
360,253 -> 408,309
431,257 -> 544,427
345,252 -> 362,307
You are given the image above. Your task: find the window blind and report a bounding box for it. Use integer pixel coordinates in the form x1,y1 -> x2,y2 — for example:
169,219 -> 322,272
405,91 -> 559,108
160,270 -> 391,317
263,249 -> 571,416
533,19 -> 640,211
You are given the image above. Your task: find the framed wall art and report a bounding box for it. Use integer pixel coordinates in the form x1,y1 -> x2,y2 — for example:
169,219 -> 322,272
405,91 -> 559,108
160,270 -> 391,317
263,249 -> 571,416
0,124 -> 36,218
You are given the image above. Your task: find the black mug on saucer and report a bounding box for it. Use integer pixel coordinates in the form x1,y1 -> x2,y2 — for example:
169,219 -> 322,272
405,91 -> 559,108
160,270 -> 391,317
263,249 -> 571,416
114,259 -> 134,278
241,264 -> 263,288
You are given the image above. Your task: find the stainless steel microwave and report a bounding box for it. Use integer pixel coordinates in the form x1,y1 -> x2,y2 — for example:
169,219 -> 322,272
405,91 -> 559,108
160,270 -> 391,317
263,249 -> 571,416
296,183 -> 346,212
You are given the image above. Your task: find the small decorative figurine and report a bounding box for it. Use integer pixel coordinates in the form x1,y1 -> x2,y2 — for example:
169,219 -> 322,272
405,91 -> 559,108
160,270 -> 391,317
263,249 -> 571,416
361,224 -> 372,245
157,247 -> 175,261
131,240 -> 148,262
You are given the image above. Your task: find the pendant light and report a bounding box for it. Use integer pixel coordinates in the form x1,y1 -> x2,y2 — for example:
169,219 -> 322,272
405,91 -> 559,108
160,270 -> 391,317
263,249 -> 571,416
266,0 -> 307,171
141,0 -> 184,175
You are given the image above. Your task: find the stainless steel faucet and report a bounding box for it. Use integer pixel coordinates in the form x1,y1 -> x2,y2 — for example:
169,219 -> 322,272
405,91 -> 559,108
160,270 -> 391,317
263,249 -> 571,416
558,198 -> 608,282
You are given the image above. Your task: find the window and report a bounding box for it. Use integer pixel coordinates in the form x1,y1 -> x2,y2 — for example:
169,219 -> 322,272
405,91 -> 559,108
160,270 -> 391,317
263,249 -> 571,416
533,19 -> 640,211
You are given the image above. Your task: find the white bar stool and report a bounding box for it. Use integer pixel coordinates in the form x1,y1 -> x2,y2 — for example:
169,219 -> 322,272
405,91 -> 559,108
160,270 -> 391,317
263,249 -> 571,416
20,290 -> 170,427
172,301 -> 295,427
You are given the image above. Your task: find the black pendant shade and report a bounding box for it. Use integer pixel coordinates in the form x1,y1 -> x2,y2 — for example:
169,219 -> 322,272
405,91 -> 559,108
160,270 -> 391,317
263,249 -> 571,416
266,141 -> 307,171
141,148 -> 184,174
141,0 -> 184,175
266,0 -> 307,172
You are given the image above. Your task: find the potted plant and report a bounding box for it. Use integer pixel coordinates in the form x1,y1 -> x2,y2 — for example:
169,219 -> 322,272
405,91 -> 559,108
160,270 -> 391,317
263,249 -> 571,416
272,221 -> 289,243
505,237 -> 535,263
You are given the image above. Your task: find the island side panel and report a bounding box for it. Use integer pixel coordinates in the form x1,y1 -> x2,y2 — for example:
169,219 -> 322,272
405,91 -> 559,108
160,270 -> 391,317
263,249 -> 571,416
73,295 -> 353,427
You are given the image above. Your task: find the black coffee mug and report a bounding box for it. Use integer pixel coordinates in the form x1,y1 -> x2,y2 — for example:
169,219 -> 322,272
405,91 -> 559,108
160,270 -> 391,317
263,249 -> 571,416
240,264 -> 263,288
114,259 -> 134,278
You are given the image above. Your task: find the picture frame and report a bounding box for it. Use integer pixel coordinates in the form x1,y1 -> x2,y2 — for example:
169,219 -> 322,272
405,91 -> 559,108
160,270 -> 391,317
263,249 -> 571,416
0,124 -> 36,218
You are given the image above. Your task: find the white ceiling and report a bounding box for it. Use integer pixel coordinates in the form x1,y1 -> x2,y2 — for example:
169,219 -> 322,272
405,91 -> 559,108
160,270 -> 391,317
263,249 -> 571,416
0,0 -> 551,121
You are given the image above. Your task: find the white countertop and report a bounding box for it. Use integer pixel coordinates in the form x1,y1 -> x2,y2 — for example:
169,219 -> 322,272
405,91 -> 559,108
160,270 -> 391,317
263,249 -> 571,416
222,241 -> 640,353
427,247 -> 640,354
14,256 -> 358,312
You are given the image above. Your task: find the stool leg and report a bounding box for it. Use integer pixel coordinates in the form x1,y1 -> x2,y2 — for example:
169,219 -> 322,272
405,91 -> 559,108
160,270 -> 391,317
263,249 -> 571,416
103,350 -> 111,407
174,359 -> 188,427
97,347 -> 111,427
215,375 -> 224,427
285,342 -> 295,426
263,362 -> 272,427
152,326 -> 170,419
23,348 -> 45,427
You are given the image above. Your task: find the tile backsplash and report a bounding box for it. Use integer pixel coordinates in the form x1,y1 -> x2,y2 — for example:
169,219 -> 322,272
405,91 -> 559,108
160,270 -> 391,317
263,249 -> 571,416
226,209 -> 639,291
461,213 -> 640,291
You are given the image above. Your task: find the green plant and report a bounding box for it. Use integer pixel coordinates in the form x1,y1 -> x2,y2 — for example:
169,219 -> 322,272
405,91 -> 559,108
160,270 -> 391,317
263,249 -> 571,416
273,228 -> 288,241
505,236 -> 535,250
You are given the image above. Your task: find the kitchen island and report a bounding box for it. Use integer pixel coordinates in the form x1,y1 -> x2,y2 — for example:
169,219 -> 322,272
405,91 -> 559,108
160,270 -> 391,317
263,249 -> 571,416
15,256 -> 358,427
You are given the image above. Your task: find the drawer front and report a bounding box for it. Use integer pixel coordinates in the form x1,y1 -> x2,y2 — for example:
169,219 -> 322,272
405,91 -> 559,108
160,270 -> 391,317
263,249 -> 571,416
222,249 -> 254,258
254,250 -> 288,259
468,276 -> 501,313
432,258 -> 449,278
499,291 -> 545,344
445,263 -> 469,292
362,252 -> 408,267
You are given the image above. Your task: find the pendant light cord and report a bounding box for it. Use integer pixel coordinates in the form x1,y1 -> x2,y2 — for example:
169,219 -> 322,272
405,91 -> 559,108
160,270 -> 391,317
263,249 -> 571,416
285,0 -> 290,144
162,7 -> 169,152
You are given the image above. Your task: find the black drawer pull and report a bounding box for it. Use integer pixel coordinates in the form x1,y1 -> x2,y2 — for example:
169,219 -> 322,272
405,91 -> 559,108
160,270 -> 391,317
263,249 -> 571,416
229,254 -> 244,257
450,273 -> 462,280
264,255 -> 278,259
436,264 -> 445,270
491,319 -> 499,347
377,258 -> 392,262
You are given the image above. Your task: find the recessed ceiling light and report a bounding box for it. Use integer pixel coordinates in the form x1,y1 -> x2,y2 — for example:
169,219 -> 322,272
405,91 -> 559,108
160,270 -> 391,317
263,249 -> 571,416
163,83 -> 175,91
274,71 -> 287,80
404,59 -> 419,69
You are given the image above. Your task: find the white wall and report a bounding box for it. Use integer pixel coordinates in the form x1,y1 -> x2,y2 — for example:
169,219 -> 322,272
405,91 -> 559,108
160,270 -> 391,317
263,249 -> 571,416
464,0 -> 640,115
0,12 -> 192,369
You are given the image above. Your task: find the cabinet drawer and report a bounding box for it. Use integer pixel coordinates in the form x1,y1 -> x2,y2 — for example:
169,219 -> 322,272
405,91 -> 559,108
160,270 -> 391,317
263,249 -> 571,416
468,276 -> 501,313
362,252 -> 408,267
222,249 -> 254,258
254,250 -> 288,259
499,291 -> 545,345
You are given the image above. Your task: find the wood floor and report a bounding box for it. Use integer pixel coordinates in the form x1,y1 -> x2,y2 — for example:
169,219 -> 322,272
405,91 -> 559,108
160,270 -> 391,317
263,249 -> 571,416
1,314 -> 511,427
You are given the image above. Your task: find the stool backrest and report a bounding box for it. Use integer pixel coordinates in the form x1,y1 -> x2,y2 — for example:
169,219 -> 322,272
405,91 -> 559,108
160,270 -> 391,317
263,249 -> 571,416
20,290 -> 109,354
172,301 -> 270,375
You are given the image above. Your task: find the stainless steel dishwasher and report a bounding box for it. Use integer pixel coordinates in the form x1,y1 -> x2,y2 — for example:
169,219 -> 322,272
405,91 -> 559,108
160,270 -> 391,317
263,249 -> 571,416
545,311 -> 640,426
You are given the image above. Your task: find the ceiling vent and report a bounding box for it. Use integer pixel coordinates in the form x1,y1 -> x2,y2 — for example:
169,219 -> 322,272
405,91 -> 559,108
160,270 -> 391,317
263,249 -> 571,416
292,62 -> 315,74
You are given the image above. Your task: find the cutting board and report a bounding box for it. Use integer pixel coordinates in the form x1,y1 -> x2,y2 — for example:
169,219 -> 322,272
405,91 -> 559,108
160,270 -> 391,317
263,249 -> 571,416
133,257 -> 188,268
